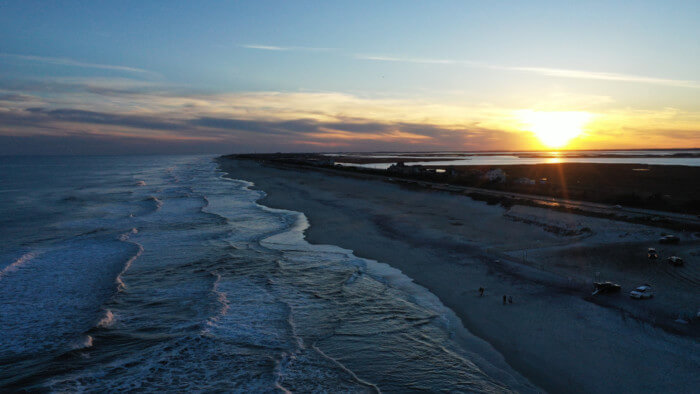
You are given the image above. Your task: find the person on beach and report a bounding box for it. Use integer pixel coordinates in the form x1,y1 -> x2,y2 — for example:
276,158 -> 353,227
479,287 -> 484,297
508,296 -> 513,304
503,295 -> 506,305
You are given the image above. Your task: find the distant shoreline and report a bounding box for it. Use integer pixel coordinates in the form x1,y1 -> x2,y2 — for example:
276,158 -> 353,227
330,150 -> 700,161
223,153 -> 700,229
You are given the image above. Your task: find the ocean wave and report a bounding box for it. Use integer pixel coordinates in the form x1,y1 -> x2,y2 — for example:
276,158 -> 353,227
0,252 -> 38,281
96,310 -> 115,329
0,238 -> 144,365
71,335 -> 94,350
115,243 -> 143,293
118,227 -> 139,242
144,196 -> 163,211
204,273 -> 230,328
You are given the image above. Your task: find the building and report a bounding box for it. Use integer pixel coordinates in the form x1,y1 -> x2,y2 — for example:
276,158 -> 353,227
482,168 -> 506,183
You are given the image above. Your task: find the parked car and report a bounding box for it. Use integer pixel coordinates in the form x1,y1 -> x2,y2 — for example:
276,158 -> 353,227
659,235 -> 680,244
647,248 -> 658,259
592,281 -> 621,295
666,256 -> 684,266
630,285 -> 654,299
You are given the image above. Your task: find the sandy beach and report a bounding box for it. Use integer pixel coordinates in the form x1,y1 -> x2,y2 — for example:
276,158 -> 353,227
219,157 -> 700,394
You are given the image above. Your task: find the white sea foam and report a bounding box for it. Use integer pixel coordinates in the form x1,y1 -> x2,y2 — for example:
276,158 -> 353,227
115,244 -> 143,292
96,310 -> 115,328
71,335 -> 94,350
203,273 -> 230,329
146,196 -> 163,210
118,228 -> 139,241
0,251 -> 38,281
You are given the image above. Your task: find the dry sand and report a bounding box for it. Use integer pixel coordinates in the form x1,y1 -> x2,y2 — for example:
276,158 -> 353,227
219,158 -> 700,394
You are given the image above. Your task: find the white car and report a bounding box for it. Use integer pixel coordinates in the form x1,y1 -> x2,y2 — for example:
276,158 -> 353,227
630,285 -> 654,299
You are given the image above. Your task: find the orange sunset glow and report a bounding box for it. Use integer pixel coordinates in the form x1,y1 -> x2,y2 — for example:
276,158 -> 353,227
0,1 -> 696,155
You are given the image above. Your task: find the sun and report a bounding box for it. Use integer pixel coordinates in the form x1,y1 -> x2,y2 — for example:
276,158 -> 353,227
519,111 -> 593,148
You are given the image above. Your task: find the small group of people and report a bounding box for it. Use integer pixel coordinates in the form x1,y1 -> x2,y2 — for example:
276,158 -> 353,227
477,287 -> 513,304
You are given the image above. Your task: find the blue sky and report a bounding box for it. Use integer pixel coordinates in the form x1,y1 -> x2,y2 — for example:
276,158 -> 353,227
0,1 -> 698,154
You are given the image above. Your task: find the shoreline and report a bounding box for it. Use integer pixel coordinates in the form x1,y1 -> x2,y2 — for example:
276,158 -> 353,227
218,157 -> 700,393
256,200 -> 539,392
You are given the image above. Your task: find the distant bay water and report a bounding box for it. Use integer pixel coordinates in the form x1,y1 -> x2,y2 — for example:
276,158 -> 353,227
331,150 -> 700,169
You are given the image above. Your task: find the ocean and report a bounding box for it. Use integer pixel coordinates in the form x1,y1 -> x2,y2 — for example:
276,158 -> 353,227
0,155 -> 533,392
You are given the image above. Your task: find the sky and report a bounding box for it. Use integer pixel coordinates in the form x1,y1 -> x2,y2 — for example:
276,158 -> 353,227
0,0 -> 698,154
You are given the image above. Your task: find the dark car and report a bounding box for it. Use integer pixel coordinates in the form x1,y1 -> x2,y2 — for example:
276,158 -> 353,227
666,256 -> 684,266
659,235 -> 680,244
648,248 -> 658,259
592,281 -> 621,295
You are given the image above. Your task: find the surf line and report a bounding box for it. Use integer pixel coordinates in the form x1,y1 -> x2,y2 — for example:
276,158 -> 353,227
115,228 -> 143,292
0,251 -> 41,281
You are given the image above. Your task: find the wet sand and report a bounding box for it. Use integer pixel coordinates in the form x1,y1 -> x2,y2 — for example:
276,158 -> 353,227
218,157 -> 700,394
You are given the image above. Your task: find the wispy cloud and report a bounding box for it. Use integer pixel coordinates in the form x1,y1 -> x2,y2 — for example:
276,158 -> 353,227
0,84 -> 532,153
0,53 -> 155,75
0,105 -> 521,154
240,46 -> 700,88
356,55 -> 454,64
500,66 -> 700,89
355,54 -> 483,67
356,54 -> 700,89
240,44 -> 289,51
239,44 -> 334,52
0,74 -> 697,153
